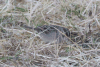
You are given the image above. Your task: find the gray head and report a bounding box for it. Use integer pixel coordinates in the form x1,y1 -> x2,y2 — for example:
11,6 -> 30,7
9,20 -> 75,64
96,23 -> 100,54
34,25 -> 70,43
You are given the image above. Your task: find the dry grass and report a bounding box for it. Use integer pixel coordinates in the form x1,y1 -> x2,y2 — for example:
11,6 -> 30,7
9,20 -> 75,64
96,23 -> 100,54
0,0 -> 100,67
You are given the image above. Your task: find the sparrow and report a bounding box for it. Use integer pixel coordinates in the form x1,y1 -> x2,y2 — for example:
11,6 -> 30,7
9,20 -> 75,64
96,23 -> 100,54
34,25 -> 70,43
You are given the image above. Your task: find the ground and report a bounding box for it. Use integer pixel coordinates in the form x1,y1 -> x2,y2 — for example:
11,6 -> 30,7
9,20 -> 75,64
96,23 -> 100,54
0,0 -> 100,67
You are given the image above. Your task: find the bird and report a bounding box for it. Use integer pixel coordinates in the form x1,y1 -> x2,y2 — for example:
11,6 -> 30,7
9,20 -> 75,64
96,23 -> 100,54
34,25 -> 70,44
